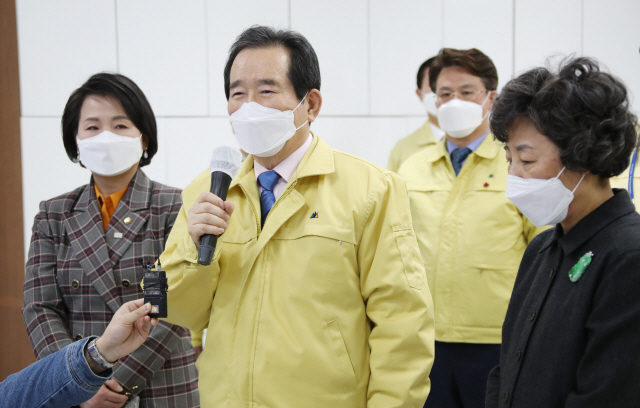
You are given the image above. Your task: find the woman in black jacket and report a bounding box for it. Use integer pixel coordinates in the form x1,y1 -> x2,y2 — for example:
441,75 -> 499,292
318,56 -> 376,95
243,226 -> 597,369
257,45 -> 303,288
485,57 -> 640,407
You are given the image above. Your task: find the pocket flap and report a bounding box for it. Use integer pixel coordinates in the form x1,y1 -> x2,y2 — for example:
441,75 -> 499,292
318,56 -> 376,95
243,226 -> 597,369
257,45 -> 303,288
395,233 -> 426,290
275,224 -> 356,245
405,179 -> 451,193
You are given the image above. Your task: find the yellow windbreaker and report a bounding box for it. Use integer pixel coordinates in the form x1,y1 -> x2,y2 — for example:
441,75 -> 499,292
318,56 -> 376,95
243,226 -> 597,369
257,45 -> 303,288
161,135 -> 435,408
388,120 -> 437,172
398,135 -> 546,344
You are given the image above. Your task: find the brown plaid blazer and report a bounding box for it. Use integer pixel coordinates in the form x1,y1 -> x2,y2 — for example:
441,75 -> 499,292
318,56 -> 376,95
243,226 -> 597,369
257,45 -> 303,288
23,170 -> 200,407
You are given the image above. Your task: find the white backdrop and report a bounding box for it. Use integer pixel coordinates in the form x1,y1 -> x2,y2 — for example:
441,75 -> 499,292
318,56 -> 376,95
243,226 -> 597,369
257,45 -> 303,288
16,0 -> 640,256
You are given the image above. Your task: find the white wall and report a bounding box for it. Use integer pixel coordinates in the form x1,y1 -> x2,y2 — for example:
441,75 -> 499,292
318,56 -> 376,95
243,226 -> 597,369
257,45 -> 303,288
16,0 -> 640,255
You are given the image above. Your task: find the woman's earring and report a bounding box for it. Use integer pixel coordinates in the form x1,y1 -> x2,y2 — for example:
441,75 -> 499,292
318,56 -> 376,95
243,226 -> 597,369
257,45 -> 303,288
143,150 -> 148,159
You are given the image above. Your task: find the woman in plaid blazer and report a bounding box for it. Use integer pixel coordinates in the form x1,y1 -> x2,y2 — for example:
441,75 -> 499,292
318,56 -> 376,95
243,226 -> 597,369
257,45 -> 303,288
22,73 -> 199,407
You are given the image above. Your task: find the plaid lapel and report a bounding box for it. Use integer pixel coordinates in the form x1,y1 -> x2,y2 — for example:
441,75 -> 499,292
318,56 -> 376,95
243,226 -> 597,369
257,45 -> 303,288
64,181 -> 121,313
106,171 -> 152,266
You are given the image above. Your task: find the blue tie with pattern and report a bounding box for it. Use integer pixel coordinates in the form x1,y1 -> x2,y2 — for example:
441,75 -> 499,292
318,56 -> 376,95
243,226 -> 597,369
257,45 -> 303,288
258,170 -> 281,227
451,147 -> 472,176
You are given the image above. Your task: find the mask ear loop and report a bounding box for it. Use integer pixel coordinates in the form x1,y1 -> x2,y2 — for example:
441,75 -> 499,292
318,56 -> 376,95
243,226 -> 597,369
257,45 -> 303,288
295,120 -> 309,131
480,91 -> 493,121
292,92 -> 309,112
293,92 -> 310,130
572,173 -> 587,193
481,90 -> 492,106
557,167 -> 587,193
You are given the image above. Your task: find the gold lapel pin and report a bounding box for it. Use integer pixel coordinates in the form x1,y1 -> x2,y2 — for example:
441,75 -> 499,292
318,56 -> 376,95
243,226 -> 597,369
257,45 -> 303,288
124,217 -> 131,224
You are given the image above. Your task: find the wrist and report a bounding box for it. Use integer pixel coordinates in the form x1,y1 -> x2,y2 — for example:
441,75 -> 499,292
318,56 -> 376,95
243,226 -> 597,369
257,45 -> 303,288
94,337 -> 120,364
84,340 -> 107,374
88,337 -> 120,370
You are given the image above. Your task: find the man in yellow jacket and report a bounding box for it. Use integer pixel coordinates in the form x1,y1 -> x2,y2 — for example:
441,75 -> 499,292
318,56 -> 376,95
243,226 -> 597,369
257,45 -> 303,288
160,26 -> 435,408
398,48 -> 546,408
388,57 -> 445,172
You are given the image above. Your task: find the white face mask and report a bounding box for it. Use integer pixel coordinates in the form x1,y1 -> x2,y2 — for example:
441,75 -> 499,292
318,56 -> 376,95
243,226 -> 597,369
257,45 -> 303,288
505,168 -> 586,227
76,131 -> 143,176
422,92 -> 438,116
436,92 -> 491,138
230,95 -> 308,158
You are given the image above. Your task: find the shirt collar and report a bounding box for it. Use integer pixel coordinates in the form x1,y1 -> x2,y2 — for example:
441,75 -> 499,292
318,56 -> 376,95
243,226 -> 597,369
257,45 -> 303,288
254,133 -> 313,184
446,131 -> 489,155
539,189 -> 637,254
94,183 -> 128,209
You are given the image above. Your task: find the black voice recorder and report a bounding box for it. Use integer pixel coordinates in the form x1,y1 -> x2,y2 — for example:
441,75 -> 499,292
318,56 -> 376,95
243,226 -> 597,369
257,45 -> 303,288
143,261 -> 168,318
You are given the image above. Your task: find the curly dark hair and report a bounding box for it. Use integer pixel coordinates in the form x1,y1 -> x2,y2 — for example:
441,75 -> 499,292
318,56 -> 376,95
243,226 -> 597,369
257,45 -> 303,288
62,72 -> 157,167
491,57 -> 638,178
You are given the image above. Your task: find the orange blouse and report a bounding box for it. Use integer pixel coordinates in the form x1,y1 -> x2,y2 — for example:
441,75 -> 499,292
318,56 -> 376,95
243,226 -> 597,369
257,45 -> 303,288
94,184 -> 128,231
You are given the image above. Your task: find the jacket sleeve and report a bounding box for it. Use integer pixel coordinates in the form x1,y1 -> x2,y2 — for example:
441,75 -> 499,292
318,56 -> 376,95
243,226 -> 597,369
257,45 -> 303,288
162,189 -> 204,348
160,195 -> 219,333
0,337 -> 110,407
190,330 -> 204,348
358,173 -> 435,408
23,201 -> 74,359
564,250 -> 640,407
485,364 -> 500,407
111,321 -> 189,395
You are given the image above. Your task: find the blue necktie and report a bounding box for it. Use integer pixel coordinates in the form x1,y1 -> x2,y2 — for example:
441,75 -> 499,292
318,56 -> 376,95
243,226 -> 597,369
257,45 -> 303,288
451,147 -> 472,176
258,170 -> 281,227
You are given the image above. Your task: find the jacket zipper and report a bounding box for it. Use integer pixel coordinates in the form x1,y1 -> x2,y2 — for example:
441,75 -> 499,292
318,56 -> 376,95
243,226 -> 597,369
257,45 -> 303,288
239,184 -> 262,235
265,180 -> 298,224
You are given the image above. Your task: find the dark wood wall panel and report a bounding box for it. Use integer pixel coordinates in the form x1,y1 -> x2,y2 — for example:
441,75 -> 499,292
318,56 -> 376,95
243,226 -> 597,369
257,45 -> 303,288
0,0 -> 35,380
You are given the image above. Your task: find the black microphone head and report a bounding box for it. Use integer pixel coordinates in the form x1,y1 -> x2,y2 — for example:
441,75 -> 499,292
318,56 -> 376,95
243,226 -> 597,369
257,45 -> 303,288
210,146 -> 242,178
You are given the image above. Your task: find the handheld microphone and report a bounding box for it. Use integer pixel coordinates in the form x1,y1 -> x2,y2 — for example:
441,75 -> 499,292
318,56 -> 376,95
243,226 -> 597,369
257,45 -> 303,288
197,146 -> 242,265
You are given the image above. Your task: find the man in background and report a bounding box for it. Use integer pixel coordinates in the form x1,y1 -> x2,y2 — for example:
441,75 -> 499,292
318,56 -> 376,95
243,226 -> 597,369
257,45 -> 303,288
398,48 -> 546,408
388,56 -> 445,172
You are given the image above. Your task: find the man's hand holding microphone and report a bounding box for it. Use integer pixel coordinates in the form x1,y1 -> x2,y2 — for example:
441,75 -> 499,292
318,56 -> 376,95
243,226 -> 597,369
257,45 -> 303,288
190,146 -> 242,265
188,193 -> 235,247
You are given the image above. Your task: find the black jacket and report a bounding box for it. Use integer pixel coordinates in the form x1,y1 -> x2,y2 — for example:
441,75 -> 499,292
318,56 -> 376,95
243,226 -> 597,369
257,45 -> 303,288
486,189 -> 640,407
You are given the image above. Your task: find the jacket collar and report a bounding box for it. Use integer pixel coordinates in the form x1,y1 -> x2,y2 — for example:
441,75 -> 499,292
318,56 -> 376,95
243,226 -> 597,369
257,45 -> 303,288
230,133 -> 335,191
422,138 -> 449,163
421,132 -> 501,163
73,169 -> 152,214
472,132 -> 502,159
539,189 -> 636,254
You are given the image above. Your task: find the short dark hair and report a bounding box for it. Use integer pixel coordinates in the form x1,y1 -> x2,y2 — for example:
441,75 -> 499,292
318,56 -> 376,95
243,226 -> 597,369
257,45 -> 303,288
416,56 -> 436,90
429,48 -> 498,92
224,25 -> 321,101
490,57 -> 639,178
62,73 -> 157,167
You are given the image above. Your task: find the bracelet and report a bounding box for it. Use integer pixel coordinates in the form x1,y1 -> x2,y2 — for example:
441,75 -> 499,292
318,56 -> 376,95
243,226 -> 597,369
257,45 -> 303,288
87,337 -> 120,370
